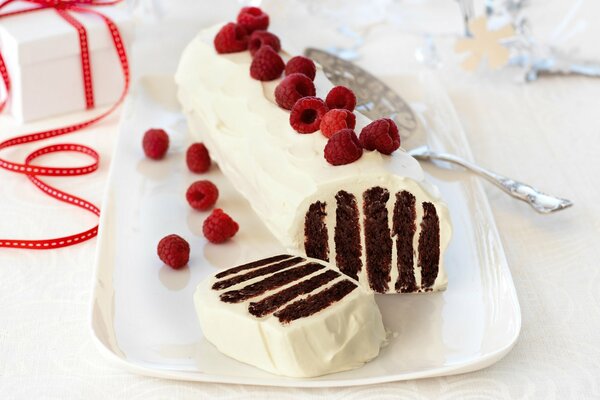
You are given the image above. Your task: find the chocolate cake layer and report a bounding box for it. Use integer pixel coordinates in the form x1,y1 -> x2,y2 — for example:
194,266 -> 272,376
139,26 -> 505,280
363,187 -> 393,293
274,280 -> 357,324
299,184 -> 447,294
248,269 -> 340,318
212,256 -> 304,290
304,201 -> 329,262
393,191 -> 418,293
220,262 -> 324,303
215,254 -> 293,279
418,202 -> 440,289
334,190 -> 362,280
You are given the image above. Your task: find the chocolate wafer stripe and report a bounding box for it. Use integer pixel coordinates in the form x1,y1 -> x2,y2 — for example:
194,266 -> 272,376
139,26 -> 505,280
418,202 -> 440,289
334,191 -> 362,280
220,262 -> 324,303
248,270 -> 340,318
363,187 -> 392,293
275,280 -> 357,324
393,191 -> 418,293
304,201 -> 329,262
212,257 -> 304,290
215,254 -> 293,279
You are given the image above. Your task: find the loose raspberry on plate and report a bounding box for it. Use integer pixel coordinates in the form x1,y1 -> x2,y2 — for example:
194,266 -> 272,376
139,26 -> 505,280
285,56 -> 317,81
214,22 -> 248,54
157,234 -> 190,269
237,6 -> 269,34
203,209 -> 239,244
142,128 -> 169,160
359,118 -> 401,155
325,86 -> 357,111
186,180 -> 219,211
324,129 -> 363,166
249,30 -> 281,57
320,109 -> 356,138
289,97 -> 329,134
275,73 -> 316,110
250,45 -> 285,81
186,142 -> 211,173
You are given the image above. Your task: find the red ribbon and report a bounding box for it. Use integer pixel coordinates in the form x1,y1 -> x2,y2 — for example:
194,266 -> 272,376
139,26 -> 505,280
0,0 -> 129,249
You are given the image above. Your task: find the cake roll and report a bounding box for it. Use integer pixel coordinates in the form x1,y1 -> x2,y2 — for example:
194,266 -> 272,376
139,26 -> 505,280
176,25 -> 452,293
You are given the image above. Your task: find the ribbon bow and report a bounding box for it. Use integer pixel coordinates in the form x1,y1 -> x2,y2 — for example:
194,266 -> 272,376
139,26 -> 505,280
0,0 -> 129,249
0,0 -> 125,112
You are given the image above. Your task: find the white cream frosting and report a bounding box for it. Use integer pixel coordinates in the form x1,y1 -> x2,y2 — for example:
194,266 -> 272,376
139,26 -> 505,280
176,24 -> 451,293
194,257 -> 386,378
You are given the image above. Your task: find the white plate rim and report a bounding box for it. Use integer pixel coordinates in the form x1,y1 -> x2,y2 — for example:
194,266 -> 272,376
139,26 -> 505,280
88,72 -> 521,388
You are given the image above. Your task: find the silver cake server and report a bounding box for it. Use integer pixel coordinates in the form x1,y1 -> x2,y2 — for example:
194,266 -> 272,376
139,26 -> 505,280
305,48 -> 573,214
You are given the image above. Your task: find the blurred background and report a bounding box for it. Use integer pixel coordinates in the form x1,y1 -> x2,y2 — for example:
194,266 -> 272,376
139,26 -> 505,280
129,0 -> 600,82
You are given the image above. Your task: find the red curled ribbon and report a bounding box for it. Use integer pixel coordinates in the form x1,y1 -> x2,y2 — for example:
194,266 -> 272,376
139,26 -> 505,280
0,0 -> 129,249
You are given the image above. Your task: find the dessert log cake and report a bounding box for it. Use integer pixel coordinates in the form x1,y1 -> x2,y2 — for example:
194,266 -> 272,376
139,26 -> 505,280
194,254 -> 386,378
176,24 -> 452,294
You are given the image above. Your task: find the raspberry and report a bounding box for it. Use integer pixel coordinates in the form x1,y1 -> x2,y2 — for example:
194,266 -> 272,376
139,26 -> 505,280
203,209 -> 239,244
324,129 -> 363,166
237,6 -> 269,34
186,143 -> 211,173
320,109 -> 356,138
325,86 -> 357,111
186,180 -> 219,211
250,45 -> 285,81
214,23 -> 248,54
142,128 -> 169,160
359,118 -> 401,155
249,30 -> 281,57
285,56 -> 316,81
289,97 -> 328,134
157,234 -> 190,269
274,73 -> 316,110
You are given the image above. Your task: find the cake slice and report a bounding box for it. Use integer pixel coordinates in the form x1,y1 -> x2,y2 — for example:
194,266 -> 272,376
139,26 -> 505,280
194,254 -> 386,378
176,24 -> 452,294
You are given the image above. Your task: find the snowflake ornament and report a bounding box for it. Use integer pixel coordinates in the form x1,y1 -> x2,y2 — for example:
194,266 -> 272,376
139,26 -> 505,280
454,16 -> 515,71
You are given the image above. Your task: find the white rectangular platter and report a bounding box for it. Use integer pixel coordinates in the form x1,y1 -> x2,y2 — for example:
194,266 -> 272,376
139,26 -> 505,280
90,73 -> 520,387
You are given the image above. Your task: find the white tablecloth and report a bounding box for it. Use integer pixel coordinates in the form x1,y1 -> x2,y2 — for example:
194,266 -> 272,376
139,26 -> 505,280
2,1 -> 600,398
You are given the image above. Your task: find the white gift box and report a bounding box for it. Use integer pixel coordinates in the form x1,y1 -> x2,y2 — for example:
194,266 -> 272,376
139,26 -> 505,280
0,5 -> 134,122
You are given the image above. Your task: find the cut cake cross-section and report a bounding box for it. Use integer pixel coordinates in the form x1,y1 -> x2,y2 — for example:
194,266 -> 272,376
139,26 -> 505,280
194,254 -> 386,378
